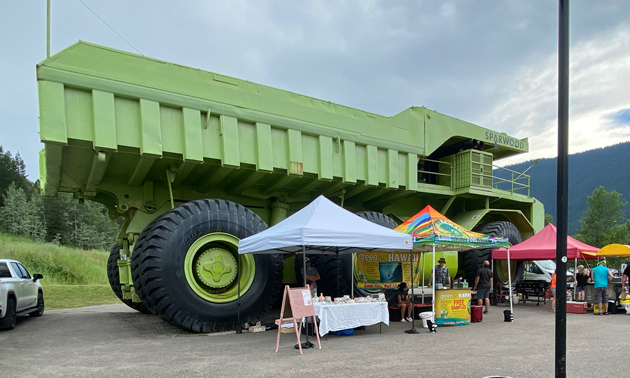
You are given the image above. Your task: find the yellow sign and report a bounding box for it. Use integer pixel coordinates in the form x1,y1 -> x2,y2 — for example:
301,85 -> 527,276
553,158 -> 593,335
434,289 -> 471,325
355,252 -> 421,289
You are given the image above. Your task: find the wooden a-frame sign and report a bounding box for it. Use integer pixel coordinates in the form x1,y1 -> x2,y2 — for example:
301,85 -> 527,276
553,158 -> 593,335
275,285 -> 321,354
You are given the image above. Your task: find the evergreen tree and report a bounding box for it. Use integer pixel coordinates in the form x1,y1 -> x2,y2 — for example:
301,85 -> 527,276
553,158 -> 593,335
0,147 -> 120,250
544,213 -> 554,226
0,183 -> 46,240
0,146 -> 30,206
575,186 -> 629,247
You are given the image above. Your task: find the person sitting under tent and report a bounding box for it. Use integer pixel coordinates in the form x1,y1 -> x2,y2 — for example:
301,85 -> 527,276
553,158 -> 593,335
395,282 -> 413,323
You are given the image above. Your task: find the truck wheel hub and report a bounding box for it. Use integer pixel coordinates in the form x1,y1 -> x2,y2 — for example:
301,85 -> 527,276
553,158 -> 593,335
196,248 -> 237,289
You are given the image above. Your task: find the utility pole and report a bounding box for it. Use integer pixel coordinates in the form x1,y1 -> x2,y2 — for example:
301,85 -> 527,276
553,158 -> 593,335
46,0 -> 51,58
555,0 -> 569,377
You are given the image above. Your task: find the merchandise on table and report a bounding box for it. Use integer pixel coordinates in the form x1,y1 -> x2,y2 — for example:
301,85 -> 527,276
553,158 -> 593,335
318,293 -> 386,304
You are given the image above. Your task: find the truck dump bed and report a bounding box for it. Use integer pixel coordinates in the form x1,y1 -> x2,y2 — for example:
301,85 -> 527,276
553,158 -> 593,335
38,42 -> 530,212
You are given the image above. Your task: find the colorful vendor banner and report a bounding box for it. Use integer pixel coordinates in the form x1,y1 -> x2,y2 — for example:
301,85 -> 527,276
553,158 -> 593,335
434,289 -> 471,326
394,205 -> 509,249
355,252 -> 421,289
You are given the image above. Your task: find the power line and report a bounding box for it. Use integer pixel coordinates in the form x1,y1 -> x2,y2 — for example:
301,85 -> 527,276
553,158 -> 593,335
77,0 -> 143,55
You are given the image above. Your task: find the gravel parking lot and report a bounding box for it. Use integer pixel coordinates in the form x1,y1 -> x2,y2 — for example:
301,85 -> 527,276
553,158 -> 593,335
1,301 -> 628,378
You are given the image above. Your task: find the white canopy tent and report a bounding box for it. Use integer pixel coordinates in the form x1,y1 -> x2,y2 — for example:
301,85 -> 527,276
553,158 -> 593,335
239,195 -> 413,255
238,195 -> 413,340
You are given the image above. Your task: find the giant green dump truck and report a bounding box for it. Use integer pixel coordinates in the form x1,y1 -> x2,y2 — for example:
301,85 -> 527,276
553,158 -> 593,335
37,42 -> 544,332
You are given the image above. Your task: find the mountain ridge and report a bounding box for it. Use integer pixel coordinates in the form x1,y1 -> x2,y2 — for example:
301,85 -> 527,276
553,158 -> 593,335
502,142 -> 630,234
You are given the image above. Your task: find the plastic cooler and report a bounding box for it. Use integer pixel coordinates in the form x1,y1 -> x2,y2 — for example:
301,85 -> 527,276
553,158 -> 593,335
566,301 -> 587,314
471,305 -> 483,322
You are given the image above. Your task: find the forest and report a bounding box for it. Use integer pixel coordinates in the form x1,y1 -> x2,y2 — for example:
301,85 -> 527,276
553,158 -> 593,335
0,146 -> 119,251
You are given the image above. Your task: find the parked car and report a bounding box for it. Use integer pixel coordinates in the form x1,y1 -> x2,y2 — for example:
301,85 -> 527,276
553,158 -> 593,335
522,260 -> 574,289
0,259 -> 44,330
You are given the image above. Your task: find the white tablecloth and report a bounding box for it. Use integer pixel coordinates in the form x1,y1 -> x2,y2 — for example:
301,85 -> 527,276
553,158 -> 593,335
312,301 -> 389,336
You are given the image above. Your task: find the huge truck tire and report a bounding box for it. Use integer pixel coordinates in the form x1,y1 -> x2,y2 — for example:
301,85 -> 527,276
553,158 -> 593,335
297,211 -> 398,298
107,245 -> 152,314
463,221 -> 524,286
131,199 -> 284,333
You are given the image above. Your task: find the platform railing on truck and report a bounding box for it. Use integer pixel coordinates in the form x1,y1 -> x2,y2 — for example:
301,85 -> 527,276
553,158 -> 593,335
417,157 -> 453,190
492,165 -> 531,196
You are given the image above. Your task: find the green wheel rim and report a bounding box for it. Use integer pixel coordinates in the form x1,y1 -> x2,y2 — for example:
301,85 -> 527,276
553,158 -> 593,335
184,233 -> 255,303
495,259 -> 518,284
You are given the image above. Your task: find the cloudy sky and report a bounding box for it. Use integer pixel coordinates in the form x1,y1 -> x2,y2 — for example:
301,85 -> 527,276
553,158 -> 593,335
1,1 -> 629,179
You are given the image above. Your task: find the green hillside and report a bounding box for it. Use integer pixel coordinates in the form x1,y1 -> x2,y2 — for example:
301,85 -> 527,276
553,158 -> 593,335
0,232 -> 109,285
0,233 -> 119,309
503,142 -> 630,234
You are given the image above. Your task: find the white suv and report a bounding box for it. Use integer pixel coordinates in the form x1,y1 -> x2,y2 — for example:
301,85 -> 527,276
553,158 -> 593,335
0,259 -> 45,330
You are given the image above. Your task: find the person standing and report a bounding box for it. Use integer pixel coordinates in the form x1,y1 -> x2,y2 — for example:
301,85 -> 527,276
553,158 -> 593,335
550,270 -> 557,312
473,260 -> 493,314
592,260 -> 614,315
301,258 -> 320,296
622,262 -> 629,293
575,265 -> 590,302
429,257 -> 451,287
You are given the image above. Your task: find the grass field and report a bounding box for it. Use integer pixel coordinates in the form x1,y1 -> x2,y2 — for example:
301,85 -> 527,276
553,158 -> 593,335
42,285 -> 120,310
1,233 -> 120,309
0,232 -> 109,285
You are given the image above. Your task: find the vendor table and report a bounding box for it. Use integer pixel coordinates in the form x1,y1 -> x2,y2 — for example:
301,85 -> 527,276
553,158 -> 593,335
585,280 -> 623,304
515,281 -> 548,305
312,301 -> 389,336
434,288 -> 471,326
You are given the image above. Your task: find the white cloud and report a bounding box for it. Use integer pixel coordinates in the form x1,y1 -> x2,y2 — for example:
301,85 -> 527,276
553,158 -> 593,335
1,1 -> 630,178
483,26 -> 630,166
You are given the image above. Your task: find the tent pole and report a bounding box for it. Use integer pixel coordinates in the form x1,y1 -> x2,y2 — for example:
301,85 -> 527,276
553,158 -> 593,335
336,247 -> 340,297
421,252 -> 425,303
573,257 -> 577,301
302,245 -> 310,348
236,254 -> 242,334
351,252 -> 354,299
405,248 -> 418,334
432,244 -> 436,327
508,246 -> 513,318
492,259 -> 495,305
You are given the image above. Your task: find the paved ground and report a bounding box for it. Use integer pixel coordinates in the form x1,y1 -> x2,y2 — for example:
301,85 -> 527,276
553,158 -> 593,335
1,301 -> 628,378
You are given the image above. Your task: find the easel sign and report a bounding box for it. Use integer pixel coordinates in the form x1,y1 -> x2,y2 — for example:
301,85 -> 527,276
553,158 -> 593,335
288,287 -> 315,318
275,285 -> 321,354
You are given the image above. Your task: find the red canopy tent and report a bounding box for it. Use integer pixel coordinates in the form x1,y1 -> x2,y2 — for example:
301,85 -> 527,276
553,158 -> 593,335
492,223 -> 598,260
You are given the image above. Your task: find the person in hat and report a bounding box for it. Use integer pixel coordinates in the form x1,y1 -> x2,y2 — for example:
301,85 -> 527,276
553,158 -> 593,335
301,257 -> 320,296
592,260 -> 614,315
396,282 -> 413,322
428,257 -> 451,288
575,264 -> 590,302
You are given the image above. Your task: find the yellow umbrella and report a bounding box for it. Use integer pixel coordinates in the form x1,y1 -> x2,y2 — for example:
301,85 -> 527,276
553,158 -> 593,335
597,244 -> 630,257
